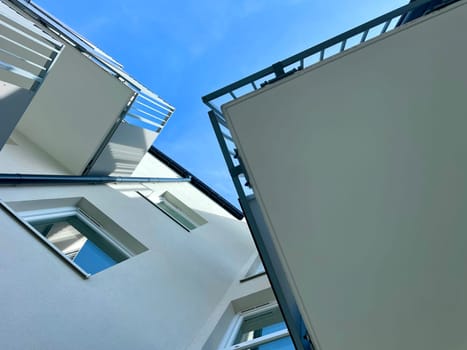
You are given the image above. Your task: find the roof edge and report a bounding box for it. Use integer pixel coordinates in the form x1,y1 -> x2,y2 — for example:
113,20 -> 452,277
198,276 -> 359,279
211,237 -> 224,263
149,147 -> 244,220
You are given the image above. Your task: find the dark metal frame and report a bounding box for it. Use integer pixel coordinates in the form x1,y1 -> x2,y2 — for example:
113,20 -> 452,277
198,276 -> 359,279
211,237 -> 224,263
203,0 -> 445,110
202,1 -> 458,349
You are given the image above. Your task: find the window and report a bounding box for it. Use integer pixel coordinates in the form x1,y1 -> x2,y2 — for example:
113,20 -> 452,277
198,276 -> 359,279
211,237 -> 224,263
2,197 -> 148,277
241,255 -> 266,282
138,190 -> 207,231
24,207 -> 130,275
224,304 -> 295,350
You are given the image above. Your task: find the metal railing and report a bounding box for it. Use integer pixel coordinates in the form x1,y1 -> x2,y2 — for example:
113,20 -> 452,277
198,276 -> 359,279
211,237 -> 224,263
6,0 -> 174,132
202,0 -> 455,196
203,1 -> 458,349
0,0 -> 62,91
203,0 -> 446,115
124,90 -> 174,133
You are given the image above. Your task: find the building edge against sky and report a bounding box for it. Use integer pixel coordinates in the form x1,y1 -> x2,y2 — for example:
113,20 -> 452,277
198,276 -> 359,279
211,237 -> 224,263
0,1 -> 296,349
2,0 -> 464,349
204,0 -> 466,350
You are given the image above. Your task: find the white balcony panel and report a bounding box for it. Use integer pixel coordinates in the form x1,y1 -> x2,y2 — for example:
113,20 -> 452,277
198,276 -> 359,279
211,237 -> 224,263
223,2 -> 467,350
15,45 -> 134,175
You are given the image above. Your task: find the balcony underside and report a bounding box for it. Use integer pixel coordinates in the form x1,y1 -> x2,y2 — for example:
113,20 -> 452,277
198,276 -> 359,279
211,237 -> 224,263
0,0 -> 174,176
222,2 -> 467,350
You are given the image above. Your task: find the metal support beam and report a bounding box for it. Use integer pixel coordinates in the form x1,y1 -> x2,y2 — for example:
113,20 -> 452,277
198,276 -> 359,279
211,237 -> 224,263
208,111 -> 313,350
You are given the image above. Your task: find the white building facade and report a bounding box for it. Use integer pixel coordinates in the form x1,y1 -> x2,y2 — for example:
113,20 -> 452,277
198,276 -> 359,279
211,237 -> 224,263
0,1 -> 291,349
204,1 -> 467,350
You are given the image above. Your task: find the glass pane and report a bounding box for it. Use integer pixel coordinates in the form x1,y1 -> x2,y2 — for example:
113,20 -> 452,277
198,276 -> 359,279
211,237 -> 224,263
157,201 -> 197,230
32,217 -> 88,260
30,214 -> 120,274
234,308 -> 286,344
245,257 -> 266,278
247,336 -> 295,350
74,239 -> 116,274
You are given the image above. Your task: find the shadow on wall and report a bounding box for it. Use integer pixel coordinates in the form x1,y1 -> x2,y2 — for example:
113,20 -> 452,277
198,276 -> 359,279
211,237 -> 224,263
0,184 -> 254,350
86,122 -> 157,176
0,82 -> 34,151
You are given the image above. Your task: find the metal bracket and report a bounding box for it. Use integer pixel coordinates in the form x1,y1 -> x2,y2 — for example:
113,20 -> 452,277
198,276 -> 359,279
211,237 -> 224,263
261,61 -> 300,88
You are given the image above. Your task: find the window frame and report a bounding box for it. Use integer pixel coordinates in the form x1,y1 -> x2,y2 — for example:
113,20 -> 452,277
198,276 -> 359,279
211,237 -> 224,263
138,190 -> 207,232
240,255 -> 266,283
222,302 -> 291,350
155,198 -> 198,231
0,198 -> 147,278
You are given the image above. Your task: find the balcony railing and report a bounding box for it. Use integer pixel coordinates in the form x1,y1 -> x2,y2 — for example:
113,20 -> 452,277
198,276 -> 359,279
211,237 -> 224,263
125,89 -> 173,133
7,0 -> 174,132
202,1 -> 458,349
203,0 -> 454,117
0,0 -> 62,91
202,0 -> 457,198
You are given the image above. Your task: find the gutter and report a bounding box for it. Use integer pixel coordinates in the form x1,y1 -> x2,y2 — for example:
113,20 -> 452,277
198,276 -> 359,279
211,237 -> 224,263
0,174 -> 191,185
149,147 -> 244,220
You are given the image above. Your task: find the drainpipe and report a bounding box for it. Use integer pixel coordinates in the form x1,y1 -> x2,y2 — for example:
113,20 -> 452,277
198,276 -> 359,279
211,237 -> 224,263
0,174 -> 191,185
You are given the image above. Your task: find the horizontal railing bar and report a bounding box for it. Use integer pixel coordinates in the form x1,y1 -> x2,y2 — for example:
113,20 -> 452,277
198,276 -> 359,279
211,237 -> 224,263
0,18 -> 60,52
124,116 -> 162,132
0,59 -> 41,81
137,93 -> 173,113
125,112 -> 164,129
203,0 -> 435,104
135,106 -> 169,119
0,47 -> 45,70
0,33 -> 52,61
0,6 -> 62,48
132,107 -> 167,123
138,86 -> 175,111
134,100 -> 169,116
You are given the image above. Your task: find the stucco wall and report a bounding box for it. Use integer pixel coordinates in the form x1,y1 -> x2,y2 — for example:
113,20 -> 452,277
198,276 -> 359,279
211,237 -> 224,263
223,2 -> 467,350
0,181 -> 255,350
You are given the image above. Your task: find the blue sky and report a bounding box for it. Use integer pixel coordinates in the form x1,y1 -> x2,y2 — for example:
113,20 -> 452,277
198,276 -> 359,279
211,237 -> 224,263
35,0 -> 407,205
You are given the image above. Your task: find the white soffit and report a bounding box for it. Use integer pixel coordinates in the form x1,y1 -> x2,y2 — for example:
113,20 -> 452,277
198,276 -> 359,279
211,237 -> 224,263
16,45 -> 134,174
223,2 -> 467,350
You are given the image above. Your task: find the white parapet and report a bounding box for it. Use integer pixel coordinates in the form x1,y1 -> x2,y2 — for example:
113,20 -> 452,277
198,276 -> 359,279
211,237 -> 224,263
223,2 -> 467,350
